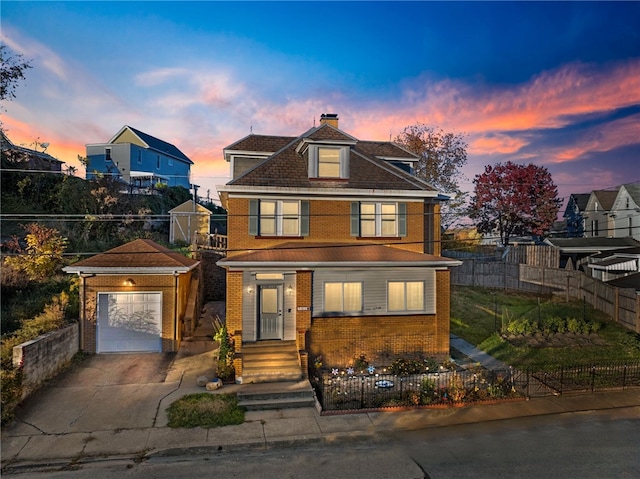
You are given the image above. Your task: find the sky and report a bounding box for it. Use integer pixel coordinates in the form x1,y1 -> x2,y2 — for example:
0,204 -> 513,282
2,1 -> 639,207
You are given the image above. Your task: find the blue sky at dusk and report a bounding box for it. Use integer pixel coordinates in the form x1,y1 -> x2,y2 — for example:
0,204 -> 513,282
2,1 -> 639,205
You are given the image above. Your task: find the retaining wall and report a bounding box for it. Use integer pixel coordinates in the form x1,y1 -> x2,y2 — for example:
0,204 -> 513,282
13,323 -> 79,400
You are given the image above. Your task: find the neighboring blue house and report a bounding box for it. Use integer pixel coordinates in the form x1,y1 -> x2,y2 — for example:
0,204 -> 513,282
563,193 -> 590,238
85,125 -> 193,190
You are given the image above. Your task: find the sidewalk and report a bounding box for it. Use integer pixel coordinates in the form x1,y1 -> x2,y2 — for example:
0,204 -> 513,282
2,326 -> 639,471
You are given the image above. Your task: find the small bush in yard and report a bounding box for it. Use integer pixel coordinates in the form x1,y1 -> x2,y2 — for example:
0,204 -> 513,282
166,393 -> 245,428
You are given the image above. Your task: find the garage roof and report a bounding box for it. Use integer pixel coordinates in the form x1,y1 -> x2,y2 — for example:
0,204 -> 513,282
63,239 -> 199,274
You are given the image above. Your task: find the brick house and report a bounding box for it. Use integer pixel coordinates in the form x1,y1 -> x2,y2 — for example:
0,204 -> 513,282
216,114 -> 460,383
63,239 -> 199,353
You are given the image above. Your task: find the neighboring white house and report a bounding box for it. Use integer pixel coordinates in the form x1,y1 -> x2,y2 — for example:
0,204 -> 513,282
583,188 -> 619,238
609,182 -> 640,241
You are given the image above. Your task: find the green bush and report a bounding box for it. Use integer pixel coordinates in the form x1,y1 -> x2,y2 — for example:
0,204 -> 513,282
420,377 -> 437,404
566,317 -> 581,334
214,324 -> 235,381
353,354 -> 369,372
1,292 -> 70,425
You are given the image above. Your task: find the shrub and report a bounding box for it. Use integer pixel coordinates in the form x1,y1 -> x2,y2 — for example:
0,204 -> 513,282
1,291 -> 71,425
447,372 -> 466,402
389,358 -> 419,376
567,317 -> 581,334
420,377 -> 437,404
353,354 -> 369,372
506,318 -> 531,335
3,224 -> 68,281
214,324 -> 235,381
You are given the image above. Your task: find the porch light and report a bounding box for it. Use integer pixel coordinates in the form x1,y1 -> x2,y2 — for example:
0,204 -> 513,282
247,285 -> 254,294
287,284 -> 294,294
123,278 -> 135,286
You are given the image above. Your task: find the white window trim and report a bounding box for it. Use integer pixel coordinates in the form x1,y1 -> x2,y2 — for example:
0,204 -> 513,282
361,202 -> 398,237
260,200 -> 301,236
323,281 -> 363,313
387,280 -> 425,312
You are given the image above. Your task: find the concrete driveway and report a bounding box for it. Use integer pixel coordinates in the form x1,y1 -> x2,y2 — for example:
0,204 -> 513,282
5,353 -> 182,436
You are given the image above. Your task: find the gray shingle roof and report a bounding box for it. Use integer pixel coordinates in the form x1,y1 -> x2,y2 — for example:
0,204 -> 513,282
126,126 -> 193,164
225,122 -> 436,192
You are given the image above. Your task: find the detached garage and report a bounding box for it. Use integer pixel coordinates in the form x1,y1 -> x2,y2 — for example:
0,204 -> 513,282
64,239 -> 199,353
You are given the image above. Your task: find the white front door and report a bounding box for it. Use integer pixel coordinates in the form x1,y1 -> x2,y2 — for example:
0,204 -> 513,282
258,284 -> 283,340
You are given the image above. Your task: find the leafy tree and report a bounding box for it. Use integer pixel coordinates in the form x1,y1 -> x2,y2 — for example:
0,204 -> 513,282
3,223 -> 68,280
0,45 -> 32,102
394,123 -> 469,231
469,161 -> 561,246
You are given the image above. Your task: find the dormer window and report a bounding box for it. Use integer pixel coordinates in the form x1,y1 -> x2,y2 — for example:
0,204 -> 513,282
308,145 -> 349,179
318,148 -> 341,177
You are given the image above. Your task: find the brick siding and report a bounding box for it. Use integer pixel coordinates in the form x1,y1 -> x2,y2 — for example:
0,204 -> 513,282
81,272 -> 196,353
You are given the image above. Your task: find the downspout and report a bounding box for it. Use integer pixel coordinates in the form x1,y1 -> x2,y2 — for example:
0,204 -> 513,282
174,272 -> 180,351
80,273 -> 85,351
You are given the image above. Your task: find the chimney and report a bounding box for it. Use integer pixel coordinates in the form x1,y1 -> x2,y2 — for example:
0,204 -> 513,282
319,113 -> 339,128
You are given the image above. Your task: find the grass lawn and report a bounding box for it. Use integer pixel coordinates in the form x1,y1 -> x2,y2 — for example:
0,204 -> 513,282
450,285 -> 640,367
166,393 -> 246,428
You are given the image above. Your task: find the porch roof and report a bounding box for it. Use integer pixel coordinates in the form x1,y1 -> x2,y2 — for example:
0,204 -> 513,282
590,257 -> 638,271
217,242 -> 462,269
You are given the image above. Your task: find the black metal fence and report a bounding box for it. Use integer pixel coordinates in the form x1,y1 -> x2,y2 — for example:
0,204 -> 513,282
521,361 -> 640,397
311,360 -> 640,412
312,367 -> 519,412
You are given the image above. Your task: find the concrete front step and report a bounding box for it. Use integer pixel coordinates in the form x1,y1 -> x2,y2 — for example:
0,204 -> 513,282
237,380 -> 315,410
242,371 -> 303,384
241,340 -> 302,384
239,396 -> 315,410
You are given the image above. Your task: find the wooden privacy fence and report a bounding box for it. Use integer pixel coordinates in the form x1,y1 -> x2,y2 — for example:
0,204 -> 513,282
448,259 -> 555,293
444,245 -> 560,267
520,265 -> 639,333
445,245 -> 639,333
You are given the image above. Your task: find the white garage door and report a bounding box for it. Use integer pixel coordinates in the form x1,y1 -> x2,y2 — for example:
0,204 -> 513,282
97,292 -> 163,353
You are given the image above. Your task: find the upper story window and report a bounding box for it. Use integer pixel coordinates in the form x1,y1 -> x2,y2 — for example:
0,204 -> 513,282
318,148 -> 340,177
156,155 -> 161,169
137,151 -> 142,164
249,199 -> 309,237
351,202 -> 406,237
105,148 -> 112,162
168,158 -> 174,166
308,145 -> 349,179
